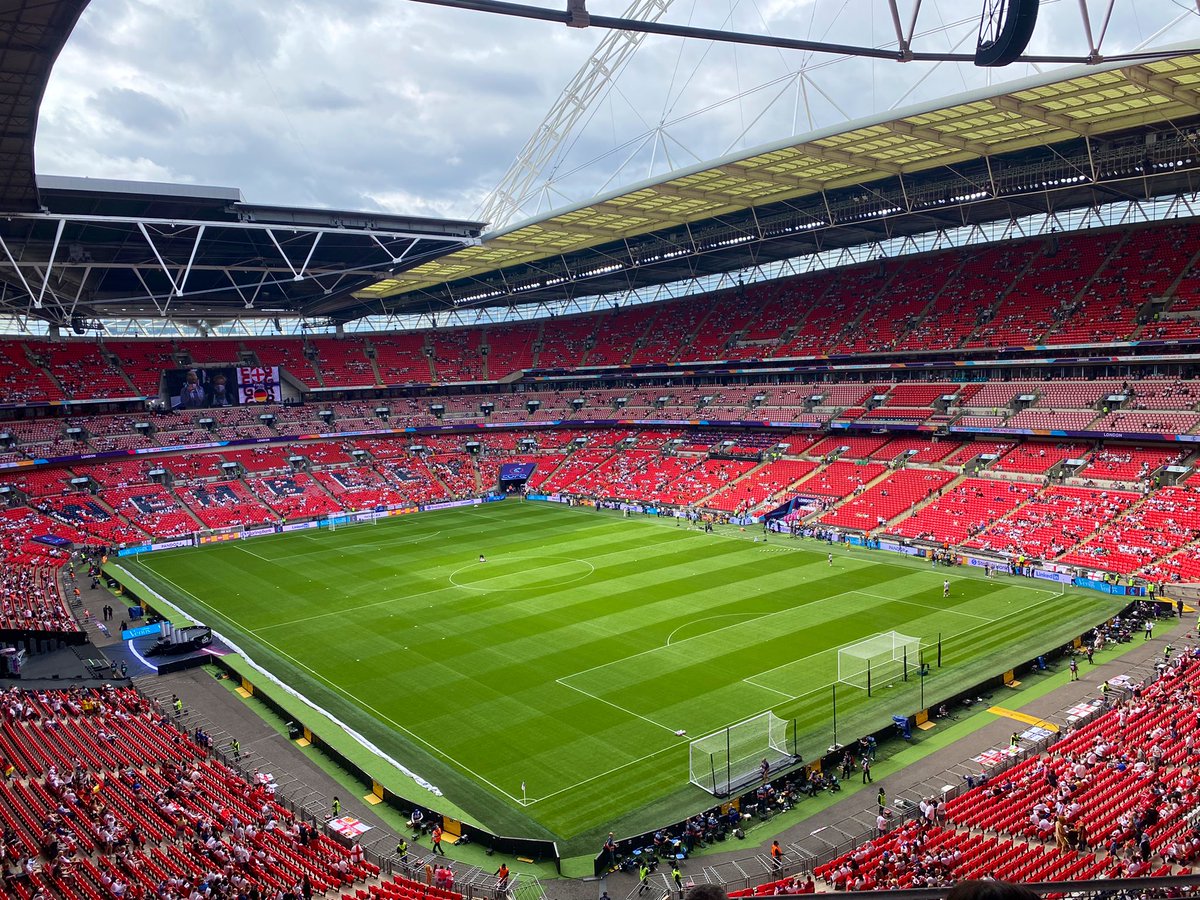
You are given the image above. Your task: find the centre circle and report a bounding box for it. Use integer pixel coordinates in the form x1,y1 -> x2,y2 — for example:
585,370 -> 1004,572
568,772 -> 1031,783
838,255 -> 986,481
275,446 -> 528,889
448,556 -> 595,591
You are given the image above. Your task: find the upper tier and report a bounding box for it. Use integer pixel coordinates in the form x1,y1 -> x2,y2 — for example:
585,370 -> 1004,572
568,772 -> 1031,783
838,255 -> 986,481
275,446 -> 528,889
9,220 -> 1200,404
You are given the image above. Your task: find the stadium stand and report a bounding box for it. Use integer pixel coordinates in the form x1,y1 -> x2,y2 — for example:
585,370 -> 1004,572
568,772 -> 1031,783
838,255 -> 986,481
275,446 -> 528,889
106,340 -> 177,396
533,316 -> 593,368
756,646 -> 1200,895
965,486 -> 1141,560
485,323 -> 539,378
706,460 -> 818,514
819,469 -> 957,530
1064,485 -> 1200,576
430,329 -> 486,383
0,684 -> 380,900
100,486 -> 197,538
806,435 -> 892,461
34,495 -> 146,544
992,443 -> 1091,475
245,338 -> 323,389
800,461 -> 888,498
176,481 -> 277,529
248,473 -> 343,520
26,341 -> 133,401
890,478 -> 1039,545
0,341 -> 63,402
1080,446 -> 1182,484
309,338 -> 377,388
585,305 -> 657,367
372,334 -> 432,384
868,438 -> 958,464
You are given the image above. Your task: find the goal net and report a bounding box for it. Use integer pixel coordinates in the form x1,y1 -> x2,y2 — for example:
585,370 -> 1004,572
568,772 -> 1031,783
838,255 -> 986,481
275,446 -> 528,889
688,711 -> 793,796
837,631 -> 922,694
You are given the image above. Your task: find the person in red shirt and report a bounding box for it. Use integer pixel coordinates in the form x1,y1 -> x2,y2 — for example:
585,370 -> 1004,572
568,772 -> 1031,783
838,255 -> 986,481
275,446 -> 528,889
431,825 -> 444,855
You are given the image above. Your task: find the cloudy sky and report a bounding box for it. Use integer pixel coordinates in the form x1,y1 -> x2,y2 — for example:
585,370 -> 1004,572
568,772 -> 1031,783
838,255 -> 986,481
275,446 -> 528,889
34,0 -> 1200,228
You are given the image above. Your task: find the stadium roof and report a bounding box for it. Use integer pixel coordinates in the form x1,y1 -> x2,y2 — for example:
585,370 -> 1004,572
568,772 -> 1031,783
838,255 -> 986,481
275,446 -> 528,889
4,2 -> 1200,328
359,50 -> 1200,312
0,0 -> 89,211
0,175 -> 485,327
0,0 -> 486,328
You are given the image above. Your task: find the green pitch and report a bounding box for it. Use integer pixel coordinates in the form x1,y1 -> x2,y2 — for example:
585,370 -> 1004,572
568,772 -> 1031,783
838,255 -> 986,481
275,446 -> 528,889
114,501 -> 1118,853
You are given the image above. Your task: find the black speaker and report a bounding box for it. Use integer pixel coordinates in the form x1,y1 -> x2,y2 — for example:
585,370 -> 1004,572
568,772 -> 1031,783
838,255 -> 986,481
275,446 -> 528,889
975,0 -> 1039,67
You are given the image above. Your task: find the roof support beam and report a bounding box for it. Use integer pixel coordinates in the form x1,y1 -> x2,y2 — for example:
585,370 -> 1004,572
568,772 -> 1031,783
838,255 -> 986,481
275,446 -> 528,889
177,225 -> 206,296
130,267 -> 169,317
793,142 -> 903,176
986,94 -> 1093,137
0,233 -> 40,311
36,218 -> 66,310
1120,64 -> 1200,114
136,222 -> 183,298
885,119 -> 990,158
69,267 -> 90,318
6,212 -> 466,245
265,227 -> 303,281
712,163 -> 825,192
296,231 -> 323,281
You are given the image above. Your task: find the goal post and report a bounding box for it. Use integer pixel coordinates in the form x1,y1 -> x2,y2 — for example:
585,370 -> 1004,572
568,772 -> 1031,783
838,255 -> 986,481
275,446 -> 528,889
688,711 -> 794,797
837,631 -> 922,696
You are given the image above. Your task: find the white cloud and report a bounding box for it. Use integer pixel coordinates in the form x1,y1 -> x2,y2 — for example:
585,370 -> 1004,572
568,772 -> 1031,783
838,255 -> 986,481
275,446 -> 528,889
34,0 -> 1200,226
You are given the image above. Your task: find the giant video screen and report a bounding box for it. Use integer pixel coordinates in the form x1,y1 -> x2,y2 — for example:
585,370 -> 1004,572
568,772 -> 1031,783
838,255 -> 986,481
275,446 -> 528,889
164,366 -> 281,410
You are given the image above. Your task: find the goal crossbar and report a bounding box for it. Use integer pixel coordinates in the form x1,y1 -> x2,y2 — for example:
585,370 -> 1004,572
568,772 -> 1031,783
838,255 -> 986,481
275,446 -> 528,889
837,631 -> 922,695
688,711 -> 794,797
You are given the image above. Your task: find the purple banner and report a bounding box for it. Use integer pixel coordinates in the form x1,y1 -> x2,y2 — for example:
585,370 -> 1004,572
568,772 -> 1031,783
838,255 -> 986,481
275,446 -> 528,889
421,498 -> 482,512
33,534 -> 72,547
2,413 -> 1197,478
949,424 -> 1200,443
499,462 -> 537,481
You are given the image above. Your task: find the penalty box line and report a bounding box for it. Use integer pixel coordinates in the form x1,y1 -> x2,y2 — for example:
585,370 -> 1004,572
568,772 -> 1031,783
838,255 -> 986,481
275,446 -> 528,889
552,585 -> 921,740
553,678 -> 686,737
742,587 -> 1074,701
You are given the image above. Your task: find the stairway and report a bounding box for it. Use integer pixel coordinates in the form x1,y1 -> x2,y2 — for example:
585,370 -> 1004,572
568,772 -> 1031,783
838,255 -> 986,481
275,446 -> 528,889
1035,230 -> 1131,344
960,247 -> 1045,347
882,472 -> 967,532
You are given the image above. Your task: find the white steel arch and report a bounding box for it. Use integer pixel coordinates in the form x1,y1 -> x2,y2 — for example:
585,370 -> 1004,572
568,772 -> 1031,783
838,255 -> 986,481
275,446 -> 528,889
475,0 -> 675,231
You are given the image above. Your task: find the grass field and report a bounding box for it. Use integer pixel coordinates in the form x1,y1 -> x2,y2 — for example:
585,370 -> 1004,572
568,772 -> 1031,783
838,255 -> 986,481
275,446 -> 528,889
113,500 -> 1120,853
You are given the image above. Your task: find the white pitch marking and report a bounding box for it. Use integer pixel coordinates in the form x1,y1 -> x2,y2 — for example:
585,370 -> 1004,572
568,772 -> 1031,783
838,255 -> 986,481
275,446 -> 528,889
664,613 -> 756,646
447,555 -> 595,592
233,543 -> 272,562
127,559 -> 528,806
554,677 -> 684,737
851,589 -> 993,622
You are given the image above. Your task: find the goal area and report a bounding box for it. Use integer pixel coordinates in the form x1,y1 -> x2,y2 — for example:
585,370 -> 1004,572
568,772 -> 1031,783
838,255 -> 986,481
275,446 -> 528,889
837,631 -> 923,695
688,711 -> 795,797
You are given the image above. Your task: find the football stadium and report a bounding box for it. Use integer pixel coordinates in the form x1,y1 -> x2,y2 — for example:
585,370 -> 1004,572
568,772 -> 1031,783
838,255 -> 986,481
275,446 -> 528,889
8,2 -> 1200,900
